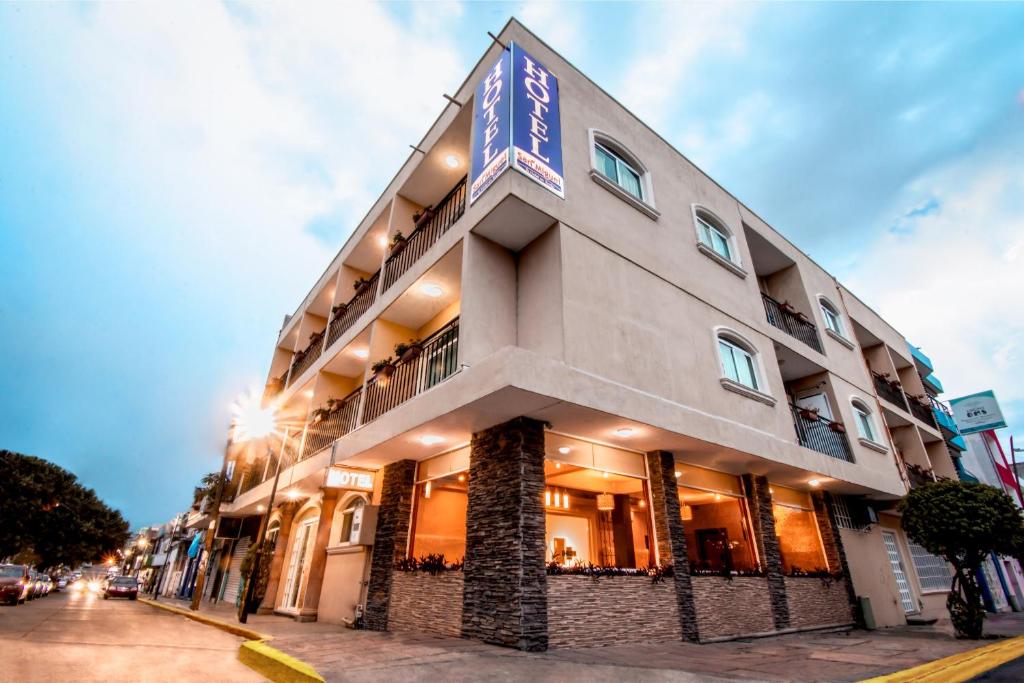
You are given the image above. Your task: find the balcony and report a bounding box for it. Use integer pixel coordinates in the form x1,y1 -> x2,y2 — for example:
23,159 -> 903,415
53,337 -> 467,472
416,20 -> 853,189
790,404 -> 854,463
931,397 -> 963,443
327,271 -> 380,349
298,388 -> 363,460
762,294 -> 823,354
381,177 -> 466,293
287,330 -> 326,388
872,372 -> 908,410
906,394 -> 938,429
905,462 -> 935,489
363,317 -> 460,423
264,372 -> 287,401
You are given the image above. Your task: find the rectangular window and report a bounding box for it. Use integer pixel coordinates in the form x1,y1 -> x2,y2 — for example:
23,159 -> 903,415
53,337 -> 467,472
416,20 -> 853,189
679,484 -> 758,573
595,144 -> 618,184
908,541 -> 952,592
831,495 -> 855,530
771,489 -> 828,573
697,217 -> 732,260
618,165 -> 642,199
719,340 -> 757,390
409,459 -> 468,562
822,306 -> 842,334
544,459 -> 652,569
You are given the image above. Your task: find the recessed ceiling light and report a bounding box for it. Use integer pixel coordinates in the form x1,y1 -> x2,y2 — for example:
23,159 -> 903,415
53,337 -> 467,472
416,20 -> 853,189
602,471 -> 609,478
445,154 -> 460,169
256,505 -> 265,512
419,283 -> 444,298
303,390 -> 314,398
420,435 -> 445,445
809,479 -> 821,487
615,428 -> 634,437
558,447 -> 570,454
377,235 -> 388,247
674,471 -> 682,478
352,348 -> 369,359
286,490 -> 301,501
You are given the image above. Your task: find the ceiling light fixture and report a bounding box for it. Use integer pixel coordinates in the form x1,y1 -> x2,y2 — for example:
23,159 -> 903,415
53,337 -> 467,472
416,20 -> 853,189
558,447 -> 570,454
352,347 -> 369,359
444,154 -> 460,169
615,428 -> 634,437
420,435 -> 445,445
419,283 -> 444,298
674,471 -> 682,478
809,479 -> 821,487
377,235 -> 388,247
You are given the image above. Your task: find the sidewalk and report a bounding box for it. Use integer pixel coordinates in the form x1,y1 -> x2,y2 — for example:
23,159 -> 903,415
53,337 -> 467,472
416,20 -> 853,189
157,596 -> 1024,682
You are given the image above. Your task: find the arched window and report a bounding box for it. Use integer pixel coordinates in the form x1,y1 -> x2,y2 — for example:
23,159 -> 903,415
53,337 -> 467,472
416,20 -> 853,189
851,399 -> 878,443
337,496 -> 366,545
819,297 -> 845,337
695,209 -> 734,262
717,333 -> 760,391
588,130 -> 657,217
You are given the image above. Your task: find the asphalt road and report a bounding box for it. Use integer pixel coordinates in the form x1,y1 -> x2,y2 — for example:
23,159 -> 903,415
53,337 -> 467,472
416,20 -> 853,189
0,585 -> 265,682
969,655 -> 1024,681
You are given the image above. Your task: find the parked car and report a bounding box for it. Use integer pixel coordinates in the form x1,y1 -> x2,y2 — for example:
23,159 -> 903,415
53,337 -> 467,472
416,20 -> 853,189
0,565 -> 31,605
55,577 -> 68,592
103,575 -> 138,600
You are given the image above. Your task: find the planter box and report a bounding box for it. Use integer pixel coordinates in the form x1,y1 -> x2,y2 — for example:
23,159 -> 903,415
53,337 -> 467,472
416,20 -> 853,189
388,571 -> 464,637
784,577 -> 854,629
692,576 -> 774,639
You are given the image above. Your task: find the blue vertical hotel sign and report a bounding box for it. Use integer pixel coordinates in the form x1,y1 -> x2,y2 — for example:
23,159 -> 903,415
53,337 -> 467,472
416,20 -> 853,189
469,43 -> 564,205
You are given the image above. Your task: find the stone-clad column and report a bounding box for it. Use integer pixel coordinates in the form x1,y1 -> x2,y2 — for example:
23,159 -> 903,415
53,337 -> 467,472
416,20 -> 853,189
816,491 -> 861,623
298,488 -> 340,620
646,451 -> 700,642
258,501 -> 299,614
462,417 -> 548,651
742,473 -> 790,630
364,459 -> 417,631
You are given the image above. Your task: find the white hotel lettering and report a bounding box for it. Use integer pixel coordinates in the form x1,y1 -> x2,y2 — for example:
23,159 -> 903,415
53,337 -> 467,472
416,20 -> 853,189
481,60 -> 504,166
522,56 -> 551,163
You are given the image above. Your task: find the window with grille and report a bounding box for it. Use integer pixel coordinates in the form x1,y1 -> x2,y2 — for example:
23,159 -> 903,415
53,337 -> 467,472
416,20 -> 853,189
908,541 -> 952,592
832,495 -> 856,530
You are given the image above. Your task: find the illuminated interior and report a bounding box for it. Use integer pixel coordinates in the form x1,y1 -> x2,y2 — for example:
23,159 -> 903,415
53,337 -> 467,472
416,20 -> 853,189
678,484 -> 758,572
771,486 -> 828,573
409,467 -> 467,562
543,460 -> 652,569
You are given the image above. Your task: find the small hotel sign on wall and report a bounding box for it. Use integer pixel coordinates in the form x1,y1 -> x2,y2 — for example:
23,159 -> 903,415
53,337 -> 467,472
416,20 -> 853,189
324,466 -> 374,491
469,42 -> 564,205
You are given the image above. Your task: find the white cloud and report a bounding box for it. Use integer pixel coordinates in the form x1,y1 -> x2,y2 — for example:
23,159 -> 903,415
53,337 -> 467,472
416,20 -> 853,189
617,2 -> 754,128
843,147 -> 1024,426
515,0 -> 584,62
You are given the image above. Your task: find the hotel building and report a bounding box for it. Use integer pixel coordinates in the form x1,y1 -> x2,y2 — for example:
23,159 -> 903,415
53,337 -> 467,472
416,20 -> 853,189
205,19 -> 967,648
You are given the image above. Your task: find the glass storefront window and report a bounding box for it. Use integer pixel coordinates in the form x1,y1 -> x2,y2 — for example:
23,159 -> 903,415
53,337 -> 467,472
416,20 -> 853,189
409,470 -> 467,562
543,460 -> 653,569
771,488 -> 828,573
678,485 -> 758,573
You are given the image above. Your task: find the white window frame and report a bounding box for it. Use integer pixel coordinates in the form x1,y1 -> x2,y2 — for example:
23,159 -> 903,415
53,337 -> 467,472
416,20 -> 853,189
336,494 -> 368,547
907,540 -> 953,593
851,398 -> 888,453
691,205 -> 746,278
713,327 -> 775,406
587,129 -> 659,219
818,295 -> 854,348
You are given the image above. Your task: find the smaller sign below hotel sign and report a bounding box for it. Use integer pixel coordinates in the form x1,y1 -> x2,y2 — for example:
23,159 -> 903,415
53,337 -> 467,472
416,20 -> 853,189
324,466 -> 374,491
950,390 -> 1007,434
469,42 -> 564,205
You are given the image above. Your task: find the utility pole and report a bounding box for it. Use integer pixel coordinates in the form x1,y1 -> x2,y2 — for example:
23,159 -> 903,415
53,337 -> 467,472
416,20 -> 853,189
190,433 -> 234,612
238,444 -> 282,624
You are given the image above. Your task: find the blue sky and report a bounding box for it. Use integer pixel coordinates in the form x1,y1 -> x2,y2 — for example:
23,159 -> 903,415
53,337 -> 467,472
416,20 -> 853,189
1,2 -> 1022,527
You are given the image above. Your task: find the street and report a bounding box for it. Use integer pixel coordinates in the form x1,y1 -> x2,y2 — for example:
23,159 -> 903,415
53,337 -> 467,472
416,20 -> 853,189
0,587 -> 264,683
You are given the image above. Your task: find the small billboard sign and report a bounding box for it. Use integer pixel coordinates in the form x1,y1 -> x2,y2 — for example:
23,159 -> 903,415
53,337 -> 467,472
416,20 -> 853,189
950,390 -> 1008,434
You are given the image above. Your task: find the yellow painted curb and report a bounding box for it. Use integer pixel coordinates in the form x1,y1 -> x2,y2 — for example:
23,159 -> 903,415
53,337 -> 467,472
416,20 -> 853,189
240,639 -> 326,683
138,598 -> 324,683
860,635 -> 1024,683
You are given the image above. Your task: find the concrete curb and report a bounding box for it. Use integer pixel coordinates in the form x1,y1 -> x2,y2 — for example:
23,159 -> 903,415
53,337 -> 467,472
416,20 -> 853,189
138,598 -> 324,683
860,634 -> 1024,683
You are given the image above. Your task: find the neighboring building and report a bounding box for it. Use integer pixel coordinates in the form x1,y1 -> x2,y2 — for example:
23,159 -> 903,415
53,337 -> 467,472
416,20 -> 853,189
210,20 -> 973,647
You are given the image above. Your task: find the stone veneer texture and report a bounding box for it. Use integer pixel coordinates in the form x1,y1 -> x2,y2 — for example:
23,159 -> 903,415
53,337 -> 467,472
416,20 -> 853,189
363,459 -> 417,631
388,572 -> 464,637
462,417 -> 548,651
692,576 -> 775,639
546,576 -> 681,648
785,577 -> 856,629
645,450 -> 700,642
742,474 -> 791,630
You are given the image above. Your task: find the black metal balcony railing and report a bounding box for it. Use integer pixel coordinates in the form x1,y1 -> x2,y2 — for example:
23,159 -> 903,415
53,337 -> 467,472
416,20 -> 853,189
327,270 -> 380,349
790,405 -> 855,463
362,317 -> 460,423
299,388 -> 362,461
381,177 -> 467,293
872,373 -> 908,410
905,462 -> 934,489
907,394 -> 938,429
762,294 -> 823,354
287,330 -> 326,387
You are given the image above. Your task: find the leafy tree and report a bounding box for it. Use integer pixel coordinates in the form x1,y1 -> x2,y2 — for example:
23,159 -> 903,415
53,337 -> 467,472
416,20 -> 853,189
0,450 -> 130,569
192,471 -> 227,507
899,480 -> 1024,639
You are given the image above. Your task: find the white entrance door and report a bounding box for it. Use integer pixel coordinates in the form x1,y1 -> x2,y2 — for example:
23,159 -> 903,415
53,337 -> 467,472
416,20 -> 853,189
883,531 -> 916,613
281,519 -> 316,611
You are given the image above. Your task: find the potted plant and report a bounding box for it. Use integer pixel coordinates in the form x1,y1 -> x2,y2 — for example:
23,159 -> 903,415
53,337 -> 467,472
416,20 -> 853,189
412,205 -> 435,229
389,231 -> 407,256
780,300 -> 798,315
829,421 -> 846,434
798,406 -> 820,421
331,302 -> 348,319
394,338 -> 424,363
795,310 -> 811,324
353,277 -> 372,296
371,357 -> 396,380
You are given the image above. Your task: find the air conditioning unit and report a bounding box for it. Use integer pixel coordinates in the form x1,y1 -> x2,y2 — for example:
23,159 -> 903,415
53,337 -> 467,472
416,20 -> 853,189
352,505 -> 379,546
